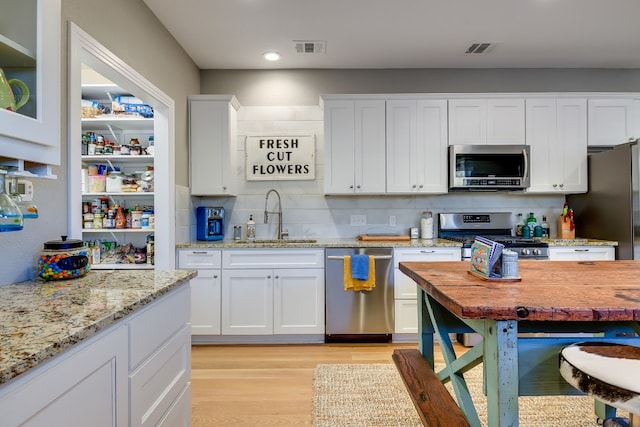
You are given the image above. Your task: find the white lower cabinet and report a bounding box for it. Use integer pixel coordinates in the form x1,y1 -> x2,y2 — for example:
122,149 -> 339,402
0,284 -> 191,427
549,246 -> 615,261
221,249 -> 325,336
177,249 -> 222,335
393,247 -> 461,336
0,324 -> 128,427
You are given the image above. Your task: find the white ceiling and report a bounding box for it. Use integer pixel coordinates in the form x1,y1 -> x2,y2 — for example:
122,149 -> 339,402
142,0 -> 640,70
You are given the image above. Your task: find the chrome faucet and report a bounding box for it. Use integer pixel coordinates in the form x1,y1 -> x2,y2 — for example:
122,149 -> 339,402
264,189 -> 284,240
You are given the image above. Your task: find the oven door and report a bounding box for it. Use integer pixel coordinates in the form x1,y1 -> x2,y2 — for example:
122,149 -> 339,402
449,144 -> 530,190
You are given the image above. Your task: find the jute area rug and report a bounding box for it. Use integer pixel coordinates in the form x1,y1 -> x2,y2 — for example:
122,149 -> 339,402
312,363 -> 628,426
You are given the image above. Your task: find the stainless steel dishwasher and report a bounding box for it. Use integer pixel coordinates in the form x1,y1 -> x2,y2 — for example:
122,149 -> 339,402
325,248 -> 394,343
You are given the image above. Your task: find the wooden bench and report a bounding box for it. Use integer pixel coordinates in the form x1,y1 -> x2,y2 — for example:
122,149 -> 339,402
392,349 -> 470,427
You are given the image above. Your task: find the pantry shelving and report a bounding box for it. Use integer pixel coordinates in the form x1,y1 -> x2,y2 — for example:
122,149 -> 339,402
76,73 -> 157,270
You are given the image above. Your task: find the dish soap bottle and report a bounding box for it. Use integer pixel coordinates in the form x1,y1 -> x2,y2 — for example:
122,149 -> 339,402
541,215 -> 550,238
246,215 -> 256,241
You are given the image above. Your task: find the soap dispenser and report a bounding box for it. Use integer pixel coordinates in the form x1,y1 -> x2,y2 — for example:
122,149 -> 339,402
246,215 -> 256,241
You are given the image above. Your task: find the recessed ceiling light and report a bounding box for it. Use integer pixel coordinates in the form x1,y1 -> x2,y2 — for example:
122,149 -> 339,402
263,51 -> 281,61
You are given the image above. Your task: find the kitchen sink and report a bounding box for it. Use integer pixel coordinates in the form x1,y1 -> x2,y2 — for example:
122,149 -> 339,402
234,239 -> 317,244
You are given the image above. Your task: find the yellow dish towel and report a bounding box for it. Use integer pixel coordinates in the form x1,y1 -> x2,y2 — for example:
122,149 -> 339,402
343,255 -> 376,291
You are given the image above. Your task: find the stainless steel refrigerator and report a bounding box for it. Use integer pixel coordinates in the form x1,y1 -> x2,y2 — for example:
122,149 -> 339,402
567,140 -> 640,260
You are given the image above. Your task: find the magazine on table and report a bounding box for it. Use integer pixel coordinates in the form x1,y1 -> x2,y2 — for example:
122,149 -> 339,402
470,236 -> 505,278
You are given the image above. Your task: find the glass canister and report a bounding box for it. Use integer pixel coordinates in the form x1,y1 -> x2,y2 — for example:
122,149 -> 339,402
420,211 -> 433,239
38,236 -> 91,280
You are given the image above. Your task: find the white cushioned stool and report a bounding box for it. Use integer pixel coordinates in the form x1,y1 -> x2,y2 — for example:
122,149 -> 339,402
560,342 -> 640,427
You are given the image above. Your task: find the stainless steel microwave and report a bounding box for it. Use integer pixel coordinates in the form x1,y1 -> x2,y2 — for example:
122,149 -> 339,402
449,144 -> 530,191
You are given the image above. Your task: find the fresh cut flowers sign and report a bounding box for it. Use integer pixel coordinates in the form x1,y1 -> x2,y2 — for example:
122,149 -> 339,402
245,134 -> 315,181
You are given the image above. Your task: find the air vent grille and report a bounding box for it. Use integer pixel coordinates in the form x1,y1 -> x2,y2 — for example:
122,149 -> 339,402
293,40 -> 326,54
465,42 -> 494,54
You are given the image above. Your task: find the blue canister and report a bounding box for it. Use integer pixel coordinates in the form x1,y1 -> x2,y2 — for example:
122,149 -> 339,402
501,249 -> 519,278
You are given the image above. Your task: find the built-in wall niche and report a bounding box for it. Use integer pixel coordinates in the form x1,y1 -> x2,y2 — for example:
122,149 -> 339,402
68,22 -> 176,269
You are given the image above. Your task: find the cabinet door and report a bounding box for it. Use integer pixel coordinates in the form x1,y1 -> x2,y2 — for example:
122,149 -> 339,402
557,98 -> 588,193
549,246 -> 615,261
487,98 -> 525,144
221,269 -> 273,334
0,0 -> 61,167
588,98 -> 635,146
355,100 -> 386,193
273,268 -> 325,334
189,95 -> 238,196
0,325 -> 127,427
448,99 -> 487,145
323,100 -> 355,194
527,98 -> 587,194
386,100 -> 417,192
417,100 -> 449,193
394,299 -> 418,334
449,98 -> 524,145
527,98 -> 562,192
323,99 -> 385,194
190,270 -> 221,335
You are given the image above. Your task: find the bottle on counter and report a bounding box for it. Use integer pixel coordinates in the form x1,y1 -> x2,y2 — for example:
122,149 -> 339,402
246,215 -> 256,241
420,211 -> 433,239
541,215 -> 550,238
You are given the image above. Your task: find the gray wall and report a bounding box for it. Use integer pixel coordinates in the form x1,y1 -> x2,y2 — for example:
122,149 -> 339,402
201,68 -> 640,106
1,0 -> 199,285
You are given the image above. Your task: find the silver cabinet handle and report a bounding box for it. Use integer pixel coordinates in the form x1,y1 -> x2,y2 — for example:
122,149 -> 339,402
327,255 -> 392,260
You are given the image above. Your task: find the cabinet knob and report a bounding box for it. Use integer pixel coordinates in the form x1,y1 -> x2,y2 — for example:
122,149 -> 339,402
356,185 -> 361,189
412,184 -> 417,189
267,275 -> 272,279
223,186 -> 227,191
552,184 -> 558,188
213,274 -> 218,279
419,184 -> 423,189
559,183 -> 564,188
275,275 -> 279,279
349,185 -> 354,189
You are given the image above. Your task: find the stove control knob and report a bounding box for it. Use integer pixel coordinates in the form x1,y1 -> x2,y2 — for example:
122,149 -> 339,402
533,248 -> 541,256
520,248 -> 530,256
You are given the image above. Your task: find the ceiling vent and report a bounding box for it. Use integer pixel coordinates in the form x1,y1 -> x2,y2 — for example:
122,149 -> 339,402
465,42 -> 496,54
293,40 -> 326,54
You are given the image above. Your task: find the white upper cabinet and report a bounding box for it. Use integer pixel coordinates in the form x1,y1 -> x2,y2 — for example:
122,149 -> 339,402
0,0 -> 60,173
526,97 -> 587,194
448,98 -> 525,145
323,99 -> 386,194
587,98 -> 638,146
188,95 -> 239,196
386,99 -> 448,194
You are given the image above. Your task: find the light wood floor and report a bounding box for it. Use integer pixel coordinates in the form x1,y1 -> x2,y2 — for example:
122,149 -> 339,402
191,342 -> 461,426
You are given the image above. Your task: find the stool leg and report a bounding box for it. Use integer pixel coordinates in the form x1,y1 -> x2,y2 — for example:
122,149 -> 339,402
630,414 -> 640,427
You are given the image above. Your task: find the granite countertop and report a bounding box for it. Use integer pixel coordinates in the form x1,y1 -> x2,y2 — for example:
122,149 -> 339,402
176,237 -> 618,249
0,269 -> 196,386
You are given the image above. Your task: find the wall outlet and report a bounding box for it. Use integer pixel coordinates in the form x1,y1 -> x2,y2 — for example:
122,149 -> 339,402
389,215 -> 396,226
350,214 -> 367,226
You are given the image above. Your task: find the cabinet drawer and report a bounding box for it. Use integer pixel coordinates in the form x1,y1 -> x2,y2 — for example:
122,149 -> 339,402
223,249 -> 324,269
130,325 -> 191,427
393,248 -> 461,267
129,285 -> 190,369
177,249 -> 222,269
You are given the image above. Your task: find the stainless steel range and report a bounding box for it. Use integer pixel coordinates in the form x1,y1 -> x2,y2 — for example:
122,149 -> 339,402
439,212 -> 549,260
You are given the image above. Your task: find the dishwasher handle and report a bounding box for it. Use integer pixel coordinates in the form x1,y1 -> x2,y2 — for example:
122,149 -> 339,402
327,255 -> 392,260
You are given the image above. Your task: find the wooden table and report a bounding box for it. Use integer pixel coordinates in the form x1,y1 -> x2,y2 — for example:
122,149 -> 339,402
398,260 -> 640,427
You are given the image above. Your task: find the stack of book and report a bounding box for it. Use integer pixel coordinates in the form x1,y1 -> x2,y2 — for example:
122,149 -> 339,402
470,236 -> 505,279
